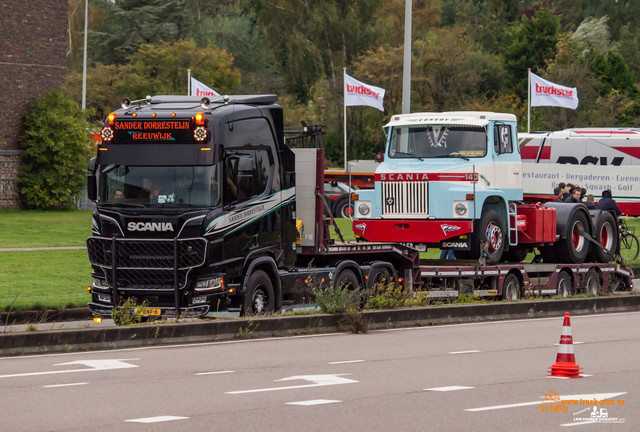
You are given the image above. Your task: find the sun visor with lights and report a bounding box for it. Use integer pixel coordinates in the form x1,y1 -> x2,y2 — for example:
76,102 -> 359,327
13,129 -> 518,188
100,114 -> 210,145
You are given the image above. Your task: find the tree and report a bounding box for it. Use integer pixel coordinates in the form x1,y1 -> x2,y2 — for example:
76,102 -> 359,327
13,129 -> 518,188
18,91 -> 90,209
64,40 -> 241,123
502,8 -> 560,97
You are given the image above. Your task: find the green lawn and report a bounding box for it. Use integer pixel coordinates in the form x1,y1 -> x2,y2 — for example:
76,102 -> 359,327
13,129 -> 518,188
0,209 -> 93,311
0,210 -> 637,312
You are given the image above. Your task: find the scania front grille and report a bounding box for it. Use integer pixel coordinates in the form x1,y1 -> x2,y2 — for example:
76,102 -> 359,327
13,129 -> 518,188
381,181 -> 428,217
87,237 -> 206,291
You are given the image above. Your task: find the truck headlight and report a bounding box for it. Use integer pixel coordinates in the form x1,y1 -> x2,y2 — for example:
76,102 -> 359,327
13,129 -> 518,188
195,277 -> 223,292
357,201 -> 371,217
92,277 -> 108,289
453,201 -> 468,217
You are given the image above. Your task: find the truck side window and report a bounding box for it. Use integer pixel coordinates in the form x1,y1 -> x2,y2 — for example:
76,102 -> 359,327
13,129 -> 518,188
494,125 -> 512,154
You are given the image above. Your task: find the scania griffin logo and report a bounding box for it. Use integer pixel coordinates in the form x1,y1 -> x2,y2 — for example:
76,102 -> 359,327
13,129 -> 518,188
127,222 -> 174,232
386,197 -> 395,206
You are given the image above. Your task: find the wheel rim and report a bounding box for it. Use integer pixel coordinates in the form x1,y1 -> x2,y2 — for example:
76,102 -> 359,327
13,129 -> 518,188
599,222 -> 614,251
585,273 -> 599,295
252,287 -> 268,313
571,220 -> 586,252
558,276 -> 570,297
341,204 -> 354,218
485,222 -> 503,254
504,279 -> 519,300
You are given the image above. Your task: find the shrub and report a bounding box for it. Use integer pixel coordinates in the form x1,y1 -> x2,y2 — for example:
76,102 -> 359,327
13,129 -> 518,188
18,90 -> 90,209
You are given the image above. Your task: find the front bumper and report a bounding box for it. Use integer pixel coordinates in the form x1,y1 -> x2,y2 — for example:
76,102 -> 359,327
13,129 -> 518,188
352,219 -> 473,244
88,302 -> 210,318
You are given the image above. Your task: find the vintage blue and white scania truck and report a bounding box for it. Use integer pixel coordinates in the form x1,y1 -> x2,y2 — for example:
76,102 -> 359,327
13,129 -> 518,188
352,111 -> 621,266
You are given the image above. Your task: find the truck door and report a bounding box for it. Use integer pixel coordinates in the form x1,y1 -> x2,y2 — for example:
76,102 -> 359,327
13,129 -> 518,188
492,123 -> 522,200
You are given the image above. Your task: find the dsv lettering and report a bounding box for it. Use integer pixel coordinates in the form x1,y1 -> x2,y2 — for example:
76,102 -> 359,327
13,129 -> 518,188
557,156 -> 624,166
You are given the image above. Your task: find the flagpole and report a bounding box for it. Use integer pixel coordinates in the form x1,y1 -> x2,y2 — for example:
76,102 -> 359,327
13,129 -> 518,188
188,69 -> 191,95
343,67 -> 348,171
527,68 -> 531,133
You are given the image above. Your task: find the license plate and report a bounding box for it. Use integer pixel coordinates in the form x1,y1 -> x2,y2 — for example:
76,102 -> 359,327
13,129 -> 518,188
135,307 -> 161,316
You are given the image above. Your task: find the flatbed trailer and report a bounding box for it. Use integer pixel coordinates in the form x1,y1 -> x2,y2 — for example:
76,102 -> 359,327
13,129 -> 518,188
417,259 -> 633,300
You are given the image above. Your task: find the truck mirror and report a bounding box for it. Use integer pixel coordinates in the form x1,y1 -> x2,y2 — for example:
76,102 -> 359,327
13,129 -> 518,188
237,174 -> 253,201
87,157 -> 97,202
87,174 -> 97,202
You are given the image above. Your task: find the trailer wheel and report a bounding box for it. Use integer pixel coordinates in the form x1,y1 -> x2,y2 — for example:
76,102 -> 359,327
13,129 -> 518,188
556,211 -> 589,263
502,273 -> 520,300
584,268 -> 600,296
471,209 -> 505,264
556,270 -> 573,297
588,211 -> 618,263
242,270 -> 275,316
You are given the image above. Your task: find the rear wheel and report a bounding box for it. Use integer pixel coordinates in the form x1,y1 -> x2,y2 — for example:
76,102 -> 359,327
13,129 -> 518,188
502,273 -> 521,300
588,212 -> 618,263
556,270 -> 572,297
335,268 -> 361,290
555,211 -> 589,263
242,270 -> 275,316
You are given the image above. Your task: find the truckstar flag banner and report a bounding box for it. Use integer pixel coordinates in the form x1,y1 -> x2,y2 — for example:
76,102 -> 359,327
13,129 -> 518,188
530,72 -> 578,109
190,77 -> 220,97
344,72 -> 385,112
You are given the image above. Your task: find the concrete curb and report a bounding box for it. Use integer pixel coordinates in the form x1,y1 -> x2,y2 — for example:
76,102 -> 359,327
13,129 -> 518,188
2,295 -> 639,356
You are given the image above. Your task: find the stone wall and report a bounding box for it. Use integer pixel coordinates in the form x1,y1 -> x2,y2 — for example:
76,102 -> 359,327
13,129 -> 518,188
0,0 -> 67,207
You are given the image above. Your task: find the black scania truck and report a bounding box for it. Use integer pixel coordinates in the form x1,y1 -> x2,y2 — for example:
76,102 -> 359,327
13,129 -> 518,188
86,95 -> 417,318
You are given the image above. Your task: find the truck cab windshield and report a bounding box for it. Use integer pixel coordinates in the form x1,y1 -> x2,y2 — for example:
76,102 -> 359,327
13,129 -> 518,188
388,125 -> 487,159
98,164 -> 221,207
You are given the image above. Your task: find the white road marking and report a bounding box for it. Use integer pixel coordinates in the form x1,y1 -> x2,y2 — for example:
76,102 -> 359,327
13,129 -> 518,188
328,360 -> 364,364
448,350 -> 481,355
546,374 -> 592,379
43,382 -> 88,388
425,386 -> 475,392
286,399 -> 342,406
561,421 -> 599,427
126,416 -> 188,423
465,392 -> 627,412
195,370 -> 235,376
226,374 -> 358,395
0,359 -> 139,379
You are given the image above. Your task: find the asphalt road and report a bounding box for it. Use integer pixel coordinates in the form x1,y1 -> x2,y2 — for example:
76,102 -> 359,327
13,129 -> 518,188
1,311 -> 637,431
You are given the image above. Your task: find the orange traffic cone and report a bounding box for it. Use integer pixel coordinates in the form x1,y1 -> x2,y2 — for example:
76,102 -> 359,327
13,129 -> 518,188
548,312 -> 583,378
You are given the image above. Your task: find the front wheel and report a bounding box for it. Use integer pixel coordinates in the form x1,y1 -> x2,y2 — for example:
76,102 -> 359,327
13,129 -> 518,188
334,197 -> 354,218
470,209 -> 505,264
242,270 -> 275,316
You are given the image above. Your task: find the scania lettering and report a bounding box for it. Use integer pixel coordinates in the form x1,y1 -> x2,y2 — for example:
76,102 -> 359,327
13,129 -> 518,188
127,222 -> 174,232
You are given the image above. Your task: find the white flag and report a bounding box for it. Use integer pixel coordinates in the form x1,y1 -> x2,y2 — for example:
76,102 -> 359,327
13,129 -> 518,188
530,72 -> 578,109
191,77 -> 220,97
344,72 -> 385,112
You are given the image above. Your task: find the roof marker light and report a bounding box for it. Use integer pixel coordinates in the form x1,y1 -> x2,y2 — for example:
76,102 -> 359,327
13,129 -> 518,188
108,113 -> 117,125
195,113 -> 205,125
